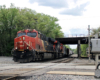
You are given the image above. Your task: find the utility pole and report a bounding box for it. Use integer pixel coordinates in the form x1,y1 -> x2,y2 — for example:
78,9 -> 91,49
88,25 -> 90,61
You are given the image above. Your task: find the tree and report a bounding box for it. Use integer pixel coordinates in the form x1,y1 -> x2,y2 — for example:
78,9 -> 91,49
81,44 -> 88,57
74,48 -> 77,54
91,27 -> 100,36
65,45 -> 72,50
0,4 -> 18,56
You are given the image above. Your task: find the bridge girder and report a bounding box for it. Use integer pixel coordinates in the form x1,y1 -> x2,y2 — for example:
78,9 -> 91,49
55,37 -> 88,44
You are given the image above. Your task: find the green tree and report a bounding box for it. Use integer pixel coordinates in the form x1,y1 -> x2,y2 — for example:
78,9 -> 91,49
74,48 -> 77,54
81,44 -> 88,57
65,45 -> 72,50
91,27 -> 100,36
0,4 -> 18,56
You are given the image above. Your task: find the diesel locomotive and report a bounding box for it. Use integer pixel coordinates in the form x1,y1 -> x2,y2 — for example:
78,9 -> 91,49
12,29 -> 71,62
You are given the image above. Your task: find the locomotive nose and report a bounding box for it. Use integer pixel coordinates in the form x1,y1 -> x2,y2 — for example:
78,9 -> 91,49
17,41 -> 24,50
17,36 -> 26,50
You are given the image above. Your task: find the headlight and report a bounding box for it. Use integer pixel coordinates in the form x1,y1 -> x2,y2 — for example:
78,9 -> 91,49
23,37 -> 25,40
27,47 -> 29,49
16,47 -> 17,49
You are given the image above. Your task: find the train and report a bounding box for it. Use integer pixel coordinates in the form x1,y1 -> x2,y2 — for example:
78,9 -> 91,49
12,29 -> 73,62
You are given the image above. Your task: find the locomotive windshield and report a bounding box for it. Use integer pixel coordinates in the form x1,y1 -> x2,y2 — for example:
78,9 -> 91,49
18,32 -> 26,37
27,32 -> 37,37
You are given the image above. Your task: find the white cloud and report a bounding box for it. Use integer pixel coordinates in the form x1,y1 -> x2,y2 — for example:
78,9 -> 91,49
29,0 -> 68,9
60,2 -> 90,16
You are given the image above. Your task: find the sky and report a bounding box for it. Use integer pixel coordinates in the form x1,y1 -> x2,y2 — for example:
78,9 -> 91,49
0,0 -> 100,49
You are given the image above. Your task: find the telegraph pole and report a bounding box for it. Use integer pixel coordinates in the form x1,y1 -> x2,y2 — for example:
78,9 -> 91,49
88,25 -> 90,61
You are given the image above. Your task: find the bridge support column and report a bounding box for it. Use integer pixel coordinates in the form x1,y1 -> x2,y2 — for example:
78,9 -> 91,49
77,40 -> 81,58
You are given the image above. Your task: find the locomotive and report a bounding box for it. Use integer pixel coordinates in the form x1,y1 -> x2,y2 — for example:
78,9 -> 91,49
12,29 -> 71,62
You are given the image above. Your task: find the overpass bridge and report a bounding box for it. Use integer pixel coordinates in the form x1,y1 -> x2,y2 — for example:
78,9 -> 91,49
55,37 -> 88,44
55,37 -> 89,58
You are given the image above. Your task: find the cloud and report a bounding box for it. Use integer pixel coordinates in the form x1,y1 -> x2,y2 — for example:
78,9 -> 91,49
29,0 -> 68,8
73,0 -> 78,3
60,2 -> 90,16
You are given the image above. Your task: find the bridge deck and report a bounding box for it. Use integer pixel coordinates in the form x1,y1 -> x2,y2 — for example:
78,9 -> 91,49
55,37 -> 88,44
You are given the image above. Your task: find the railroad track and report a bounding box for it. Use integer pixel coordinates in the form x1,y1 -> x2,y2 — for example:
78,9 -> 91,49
0,64 -> 38,80
51,58 -> 74,63
0,58 -> 75,80
60,58 -> 74,63
0,62 -> 63,80
0,68 -> 39,80
0,75 -> 17,80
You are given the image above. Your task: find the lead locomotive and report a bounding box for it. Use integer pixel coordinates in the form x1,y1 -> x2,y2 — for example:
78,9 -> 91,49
12,29 -> 69,62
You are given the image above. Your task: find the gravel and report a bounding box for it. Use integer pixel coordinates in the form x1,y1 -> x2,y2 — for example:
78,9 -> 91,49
0,56 -> 99,80
71,58 -> 95,64
26,74 -> 98,80
51,68 -> 95,72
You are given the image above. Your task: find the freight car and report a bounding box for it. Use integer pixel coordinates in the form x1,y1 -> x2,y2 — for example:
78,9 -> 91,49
63,46 -> 71,57
12,29 -> 69,63
69,50 -> 73,55
64,48 -> 73,57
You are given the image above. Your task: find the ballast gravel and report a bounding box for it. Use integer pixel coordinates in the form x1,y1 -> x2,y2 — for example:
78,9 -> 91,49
0,56 -> 99,80
27,74 -> 98,80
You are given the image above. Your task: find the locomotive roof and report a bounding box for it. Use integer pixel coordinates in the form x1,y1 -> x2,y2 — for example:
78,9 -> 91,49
17,29 -> 38,33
